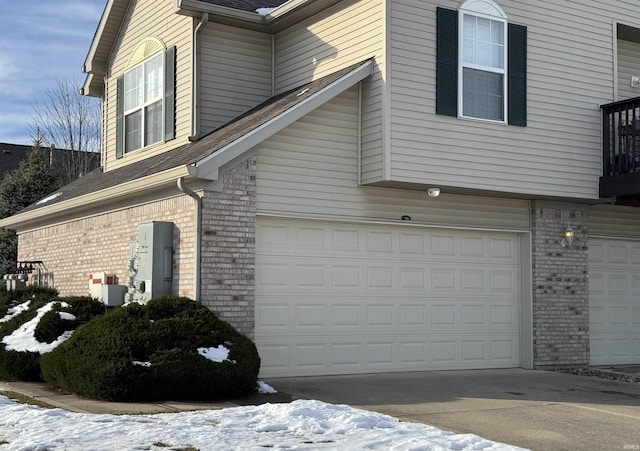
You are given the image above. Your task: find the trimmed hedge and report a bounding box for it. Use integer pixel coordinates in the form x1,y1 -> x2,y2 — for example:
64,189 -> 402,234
41,296 -> 261,402
34,297 -> 106,344
0,287 -> 60,381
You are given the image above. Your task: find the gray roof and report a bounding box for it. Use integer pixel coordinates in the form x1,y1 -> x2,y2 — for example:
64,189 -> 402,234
0,143 -> 31,178
196,0 -> 289,12
18,61 -> 369,215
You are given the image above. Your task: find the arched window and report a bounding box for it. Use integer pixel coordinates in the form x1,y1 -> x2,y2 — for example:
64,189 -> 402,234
436,1 -> 526,126
116,38 -> 176,156
459,0 -> 507,122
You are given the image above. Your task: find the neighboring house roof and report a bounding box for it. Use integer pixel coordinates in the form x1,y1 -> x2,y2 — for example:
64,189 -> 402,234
0,143 -> 31,178
0,143 -> 100,180
1,59 -> 372,230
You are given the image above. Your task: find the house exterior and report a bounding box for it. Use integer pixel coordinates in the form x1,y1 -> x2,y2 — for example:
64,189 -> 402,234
1,0 -> 640,377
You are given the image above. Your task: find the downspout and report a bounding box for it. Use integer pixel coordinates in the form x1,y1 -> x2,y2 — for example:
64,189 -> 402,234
177,177 -> 202,302
190,12 -> 209,140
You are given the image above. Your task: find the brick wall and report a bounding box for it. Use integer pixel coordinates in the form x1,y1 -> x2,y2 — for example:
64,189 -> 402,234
200,157 -> 257,337
531,202 -> 590,367
18,195 -> 197,298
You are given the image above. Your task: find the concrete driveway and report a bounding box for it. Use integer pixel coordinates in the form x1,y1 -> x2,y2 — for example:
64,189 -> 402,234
266,369 -> 640,450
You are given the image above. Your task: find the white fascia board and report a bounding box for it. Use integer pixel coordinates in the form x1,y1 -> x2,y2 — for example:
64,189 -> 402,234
261,0 -> 310,20
175,0 -> 264,23
0,165 -> 192,231
175,0 -> 311,24
193,60 -> 373,180
82,0 -> 115,74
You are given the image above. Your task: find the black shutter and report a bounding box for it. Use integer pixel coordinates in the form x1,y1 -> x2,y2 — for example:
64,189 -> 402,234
436,7 -> 458,117
508,23 -> 527,126
116,76 -> 124,159
164,46 -> 176,141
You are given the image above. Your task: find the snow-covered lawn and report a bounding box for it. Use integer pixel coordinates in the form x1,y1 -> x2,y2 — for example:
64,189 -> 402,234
0,392 -> 525,451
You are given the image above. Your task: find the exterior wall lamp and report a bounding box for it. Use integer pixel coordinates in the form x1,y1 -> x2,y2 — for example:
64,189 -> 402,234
560,225 -> 574,248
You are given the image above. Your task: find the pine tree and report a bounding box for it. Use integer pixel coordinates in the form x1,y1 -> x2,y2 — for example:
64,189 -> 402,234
0,141 -> 60,274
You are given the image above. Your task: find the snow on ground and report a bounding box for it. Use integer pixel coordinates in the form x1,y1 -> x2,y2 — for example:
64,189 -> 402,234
0,393 -> 526,451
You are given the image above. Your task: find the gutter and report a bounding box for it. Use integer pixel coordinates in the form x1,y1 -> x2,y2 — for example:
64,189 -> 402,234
177,177 -> 202,302
173,0 -> 312,25
190,12 -> 209,141
0,165 -> 193,231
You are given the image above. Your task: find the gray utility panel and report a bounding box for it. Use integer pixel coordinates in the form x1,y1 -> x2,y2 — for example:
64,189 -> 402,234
134,221 -> 173,302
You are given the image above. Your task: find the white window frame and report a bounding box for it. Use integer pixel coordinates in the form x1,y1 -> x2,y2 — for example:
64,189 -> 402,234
458,0 -> 508,123
123,51 -> 165,153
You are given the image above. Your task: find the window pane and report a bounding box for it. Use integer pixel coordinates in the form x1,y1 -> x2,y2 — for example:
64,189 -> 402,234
462,14 -> 504,69
477,17 -> 491,43
125,110 -> 142,152
145,100 -> 162,146
463,68 -> 503,121
144,54 -> 163,102
476,42 -> 491,67
124,66 -> 142,111
491,21 -> 504,45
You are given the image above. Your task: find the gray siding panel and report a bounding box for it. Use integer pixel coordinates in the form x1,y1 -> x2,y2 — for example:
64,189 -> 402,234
387,0 -> 628,199
274,0 -> 386,184
200,24 -> 272,133
590,205 -> 640,238
256,88 -> 530,231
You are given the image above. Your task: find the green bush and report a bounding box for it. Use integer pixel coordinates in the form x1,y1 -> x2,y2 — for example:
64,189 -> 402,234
34,297 -> 106,344
41,296 -> 261,402
0,287 -> 59,381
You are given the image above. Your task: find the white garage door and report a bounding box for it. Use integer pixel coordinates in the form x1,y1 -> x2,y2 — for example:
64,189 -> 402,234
589,238 -> 640,365
255,218 -> 521,377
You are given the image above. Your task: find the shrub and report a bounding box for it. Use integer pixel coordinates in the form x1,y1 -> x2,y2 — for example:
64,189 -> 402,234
33,297 -> 106,344
41,296 -> 261,402
0,287 -> 59,381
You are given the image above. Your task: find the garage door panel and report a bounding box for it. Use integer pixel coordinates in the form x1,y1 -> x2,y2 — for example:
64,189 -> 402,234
257,218 -> 521,376
589,238 -> 640,365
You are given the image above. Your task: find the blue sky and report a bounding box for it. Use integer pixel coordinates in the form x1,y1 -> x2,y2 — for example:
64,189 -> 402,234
0,0 -> 105,145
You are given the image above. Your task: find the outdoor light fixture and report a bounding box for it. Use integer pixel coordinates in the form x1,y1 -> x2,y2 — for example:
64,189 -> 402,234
560,225 -> 574,248
427,187 -> 441,197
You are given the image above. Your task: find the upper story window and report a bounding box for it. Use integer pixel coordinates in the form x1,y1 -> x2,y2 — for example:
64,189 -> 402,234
116,38 -> 176,158
436,1 -> 527,126
460,1 -> 507,122
124,52 -> 164,152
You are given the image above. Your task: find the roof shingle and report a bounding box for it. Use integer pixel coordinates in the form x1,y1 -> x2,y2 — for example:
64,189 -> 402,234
17,61 -> 369,215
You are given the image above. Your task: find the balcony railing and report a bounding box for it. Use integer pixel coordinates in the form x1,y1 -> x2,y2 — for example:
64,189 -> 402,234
600,97 -> 640,198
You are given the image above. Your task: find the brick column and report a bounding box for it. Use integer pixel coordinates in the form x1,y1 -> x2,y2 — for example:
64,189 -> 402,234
531,201 -> 589,367
200,157 -> 257,337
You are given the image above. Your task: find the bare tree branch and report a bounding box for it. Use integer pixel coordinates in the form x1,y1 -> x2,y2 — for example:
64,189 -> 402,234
28,79 -> 101,185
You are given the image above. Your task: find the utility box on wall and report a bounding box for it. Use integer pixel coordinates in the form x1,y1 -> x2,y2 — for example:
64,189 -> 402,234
131,221 -> 174,303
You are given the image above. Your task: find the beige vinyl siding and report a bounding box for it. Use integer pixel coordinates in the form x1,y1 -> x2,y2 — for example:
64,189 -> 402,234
199,24 -> 272,134
590,204 -> 640,238
274,0 -> 386,184
256,87 -> 530,231
617,38 -> 640,101
103,0 -> 192,172
387,0 -> 625,199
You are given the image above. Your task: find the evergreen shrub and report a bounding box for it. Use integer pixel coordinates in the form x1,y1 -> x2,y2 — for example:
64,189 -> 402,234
41,296 -> 261,402
34,297 -> 106,343
0,287 -> 59,380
